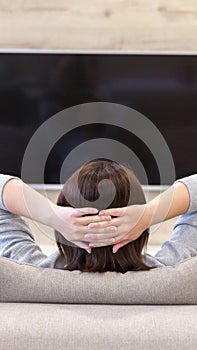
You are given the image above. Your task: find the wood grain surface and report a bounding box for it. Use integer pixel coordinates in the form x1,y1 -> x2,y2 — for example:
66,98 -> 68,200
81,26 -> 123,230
0,0 -> 197,50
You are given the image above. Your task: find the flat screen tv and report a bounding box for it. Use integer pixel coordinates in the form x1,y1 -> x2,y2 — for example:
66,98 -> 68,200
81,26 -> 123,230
0,49 -> 196,186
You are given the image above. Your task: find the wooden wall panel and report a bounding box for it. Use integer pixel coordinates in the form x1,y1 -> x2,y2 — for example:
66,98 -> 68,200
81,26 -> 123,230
0,0 -> 197,50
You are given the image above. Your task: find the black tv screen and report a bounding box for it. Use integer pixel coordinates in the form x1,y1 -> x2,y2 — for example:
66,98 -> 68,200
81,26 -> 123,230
0,51 -> 196,184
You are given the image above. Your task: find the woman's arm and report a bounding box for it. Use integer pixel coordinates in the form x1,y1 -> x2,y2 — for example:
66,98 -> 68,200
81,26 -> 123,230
0,175 -> 113,253
85,175 -> 196,252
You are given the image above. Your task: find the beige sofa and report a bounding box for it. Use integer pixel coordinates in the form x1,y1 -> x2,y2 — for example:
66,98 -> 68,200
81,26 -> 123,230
0,256 -> 197,350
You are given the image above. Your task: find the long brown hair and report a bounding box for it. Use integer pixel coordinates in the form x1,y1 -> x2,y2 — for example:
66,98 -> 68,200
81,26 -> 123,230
55,159 -> 153,273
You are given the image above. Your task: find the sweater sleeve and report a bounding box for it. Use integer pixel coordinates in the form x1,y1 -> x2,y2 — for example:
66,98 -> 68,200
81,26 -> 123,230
0,174 -> 18,210
175,174 -> 197,214
0,174 -> 60,268
154,174 -> 197,266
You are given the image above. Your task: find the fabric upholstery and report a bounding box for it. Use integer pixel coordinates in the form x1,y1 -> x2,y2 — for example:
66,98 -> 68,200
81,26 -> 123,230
0,256 -> 197,304
0,303 -> 197,350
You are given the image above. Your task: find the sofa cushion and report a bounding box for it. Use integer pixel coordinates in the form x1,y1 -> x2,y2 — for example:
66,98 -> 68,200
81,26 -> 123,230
1,303 -> 197,350
0,256 -> 197,304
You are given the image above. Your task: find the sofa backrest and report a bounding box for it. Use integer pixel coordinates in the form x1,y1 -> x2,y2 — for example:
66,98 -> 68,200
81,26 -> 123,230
0,256 -> 196,304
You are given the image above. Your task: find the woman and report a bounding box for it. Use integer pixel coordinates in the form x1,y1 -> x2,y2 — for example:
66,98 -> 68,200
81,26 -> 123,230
0,161 -> 196,271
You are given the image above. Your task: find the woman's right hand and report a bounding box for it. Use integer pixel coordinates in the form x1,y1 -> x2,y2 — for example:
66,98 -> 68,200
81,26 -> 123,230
84,181 -> 190,253
84,204 -> 149,253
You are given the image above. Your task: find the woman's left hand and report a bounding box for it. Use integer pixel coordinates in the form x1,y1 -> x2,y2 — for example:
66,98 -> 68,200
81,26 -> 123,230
51,205 -> 118,253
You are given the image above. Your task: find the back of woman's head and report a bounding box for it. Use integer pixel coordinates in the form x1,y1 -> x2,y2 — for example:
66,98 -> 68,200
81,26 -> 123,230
55,159 -> 152,273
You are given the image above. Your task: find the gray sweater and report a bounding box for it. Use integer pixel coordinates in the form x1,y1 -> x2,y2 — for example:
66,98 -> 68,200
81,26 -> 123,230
0,174 -> 196,269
